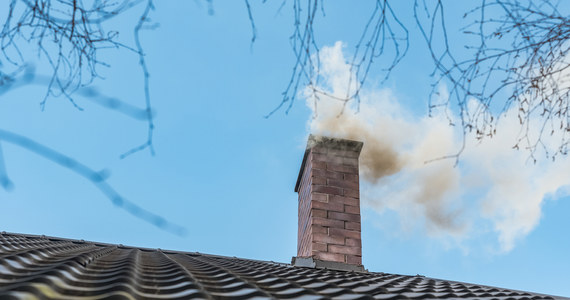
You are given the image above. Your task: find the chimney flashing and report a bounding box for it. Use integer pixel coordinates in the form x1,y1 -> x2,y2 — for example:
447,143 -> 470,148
291,256 -> 367,272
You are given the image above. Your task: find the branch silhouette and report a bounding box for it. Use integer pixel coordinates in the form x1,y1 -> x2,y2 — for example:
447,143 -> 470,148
0,0 -> 155,156
0,129 -> 186,236
415,0 -> 570,160
268,0 -> 408,118
0,0 -> 177,234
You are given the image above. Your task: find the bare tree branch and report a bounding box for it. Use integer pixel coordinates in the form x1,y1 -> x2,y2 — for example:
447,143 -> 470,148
1,0 -> 138,107
245,0 -> 257,47
0,142 -> 14,191
0,0 -> 154,156
268,0 -> 408,119
416,0 -> 570,160
0,0 -> 176,233
0,129 -> 186,236
120,0 -> 156,159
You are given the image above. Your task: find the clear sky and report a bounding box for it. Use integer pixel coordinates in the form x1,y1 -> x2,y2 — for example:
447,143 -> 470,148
1,1 -> 569,297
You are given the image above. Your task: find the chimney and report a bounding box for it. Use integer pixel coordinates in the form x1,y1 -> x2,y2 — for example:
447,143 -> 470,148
293,135 -> 364,271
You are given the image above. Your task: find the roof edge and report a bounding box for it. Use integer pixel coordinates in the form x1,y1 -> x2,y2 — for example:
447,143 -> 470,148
0,231 -> 291,267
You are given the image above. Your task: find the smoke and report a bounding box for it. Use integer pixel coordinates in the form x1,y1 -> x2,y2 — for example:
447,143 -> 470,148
305,42 -> 570,252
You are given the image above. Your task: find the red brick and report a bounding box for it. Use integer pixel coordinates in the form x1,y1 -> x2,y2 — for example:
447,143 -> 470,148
323,155 -> 358,166
312,242 -> 327,252
327,163 -> 358,174
314,251 -> 345,263
312,153 -> 346,165
329,228 -> 360,239
312,217 -> 344,229
343,188 -> 359,198
329,149 -> 360,158
328,244 -> 362,255
327,178 -> 359,190
312,209 -> 327,218
329,195 -> 358,206
328,211 -> 360,222
311,153 -> 331,162
340,157 -> 358,166
312,193 -> 328,202
312,185 -> 343,196
311,225 -> 328,234
345,238 -> 361,247
311,160 -> 326,170
312,233 -> 344,245
346,255 -> 362,265
343,173 -> 359,183
312,200 -> 343,212
299,249 -> 310,257
311,145 -> 328,154
344,205 -> 360,215
345,222 -> 361,231
312,169 -> 344,180
327,154 -> 358,167
312,176 -> 326,185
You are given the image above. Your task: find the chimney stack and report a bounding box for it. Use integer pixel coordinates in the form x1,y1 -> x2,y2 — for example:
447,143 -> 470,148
293,135 -> 364,270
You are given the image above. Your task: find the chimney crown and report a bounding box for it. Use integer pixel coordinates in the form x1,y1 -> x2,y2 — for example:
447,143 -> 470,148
295,135 -> 363,193
295,135 -> 364,269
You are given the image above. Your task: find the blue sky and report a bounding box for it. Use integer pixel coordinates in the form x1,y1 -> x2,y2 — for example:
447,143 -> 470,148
1,1 -> 569,297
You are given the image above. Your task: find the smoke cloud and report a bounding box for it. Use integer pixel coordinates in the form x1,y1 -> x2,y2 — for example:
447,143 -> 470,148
305,42 -> 570,252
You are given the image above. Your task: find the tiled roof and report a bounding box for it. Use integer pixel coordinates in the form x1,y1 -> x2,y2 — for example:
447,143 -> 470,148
0,232 -> 566,300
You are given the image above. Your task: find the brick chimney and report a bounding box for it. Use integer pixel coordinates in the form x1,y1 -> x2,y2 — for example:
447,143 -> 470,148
293,135 -> 364,270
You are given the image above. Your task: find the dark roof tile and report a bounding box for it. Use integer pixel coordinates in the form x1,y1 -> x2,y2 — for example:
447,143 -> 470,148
1,232 -> 568,300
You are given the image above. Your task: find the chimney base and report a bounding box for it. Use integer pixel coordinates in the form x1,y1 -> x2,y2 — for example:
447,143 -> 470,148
291,256 -> 366,273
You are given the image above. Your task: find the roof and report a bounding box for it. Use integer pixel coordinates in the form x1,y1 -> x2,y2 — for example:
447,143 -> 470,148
0,232 -> 566,300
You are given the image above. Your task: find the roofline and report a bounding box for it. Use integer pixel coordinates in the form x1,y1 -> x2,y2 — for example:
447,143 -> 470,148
2,231 -> 567,298
420,275 -> 570,300
0,231 -> 290,267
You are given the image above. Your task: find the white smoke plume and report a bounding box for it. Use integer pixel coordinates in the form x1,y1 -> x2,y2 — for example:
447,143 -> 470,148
305,41 -> 570,252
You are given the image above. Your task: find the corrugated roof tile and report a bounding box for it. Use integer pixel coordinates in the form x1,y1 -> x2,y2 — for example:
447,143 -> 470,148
1,232 -> 568,300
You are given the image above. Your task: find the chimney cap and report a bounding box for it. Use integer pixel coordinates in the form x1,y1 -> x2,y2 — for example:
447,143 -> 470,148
294,135 -> 363,192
